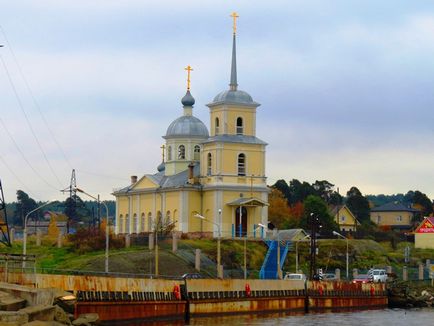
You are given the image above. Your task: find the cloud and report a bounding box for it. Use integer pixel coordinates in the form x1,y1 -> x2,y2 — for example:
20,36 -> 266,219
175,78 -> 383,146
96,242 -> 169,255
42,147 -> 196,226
1,1 -> 434,201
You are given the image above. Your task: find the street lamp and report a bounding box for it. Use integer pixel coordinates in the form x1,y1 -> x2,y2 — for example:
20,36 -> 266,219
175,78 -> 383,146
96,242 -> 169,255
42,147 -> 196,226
75,188 -> 110,274
194,213 -> 222,278
333,230 -> 349,280
23,200 -> 56,268
258,223 -> 282,279
295,234 -> 311,273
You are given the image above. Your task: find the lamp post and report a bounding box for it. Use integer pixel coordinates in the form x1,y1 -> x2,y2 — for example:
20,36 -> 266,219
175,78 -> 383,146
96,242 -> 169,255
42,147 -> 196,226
194,213 -> 222,278
23,200 -> 56,268
75,188 -> 109,274
333,230 -> 349,280
295,234 -> 311,273
258,223 -> 282,279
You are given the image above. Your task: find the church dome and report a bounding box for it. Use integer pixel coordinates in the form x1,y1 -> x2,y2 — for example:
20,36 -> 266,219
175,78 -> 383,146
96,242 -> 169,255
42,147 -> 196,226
157,161 -> 165,172
212,89 -> 255,105
165,115 -> 209,138
181,90 -> 195,106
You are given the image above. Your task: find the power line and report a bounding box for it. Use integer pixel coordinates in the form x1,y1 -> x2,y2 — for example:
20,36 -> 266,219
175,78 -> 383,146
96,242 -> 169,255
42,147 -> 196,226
0,25 -> 74,171
0,154 -> 38,199
0,116 -> 60,191
0,50 -> 63,187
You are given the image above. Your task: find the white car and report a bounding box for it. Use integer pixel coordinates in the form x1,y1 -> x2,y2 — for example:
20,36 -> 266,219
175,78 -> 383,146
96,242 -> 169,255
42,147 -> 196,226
370,269 -> 387,283
284,273 -> 307,281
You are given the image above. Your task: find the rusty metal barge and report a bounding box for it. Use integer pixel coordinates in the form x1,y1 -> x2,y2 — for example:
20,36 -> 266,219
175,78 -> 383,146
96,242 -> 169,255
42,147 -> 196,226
5,272 -> 387,322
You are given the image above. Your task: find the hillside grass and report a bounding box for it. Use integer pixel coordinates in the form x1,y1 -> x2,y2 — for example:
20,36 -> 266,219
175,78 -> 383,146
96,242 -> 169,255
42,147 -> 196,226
1,236 -> 433,277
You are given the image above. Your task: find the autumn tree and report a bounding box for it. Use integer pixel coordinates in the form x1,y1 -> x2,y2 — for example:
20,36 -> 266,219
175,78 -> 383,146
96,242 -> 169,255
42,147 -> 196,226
272,179 -> 291,204
47,214 -> 60,238
268,188 -> 292,229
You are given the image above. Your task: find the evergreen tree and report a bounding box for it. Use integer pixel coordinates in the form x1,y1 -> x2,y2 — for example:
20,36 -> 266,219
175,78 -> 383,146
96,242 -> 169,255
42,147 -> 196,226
13,190 -> 38,226
345,186 -> 370,222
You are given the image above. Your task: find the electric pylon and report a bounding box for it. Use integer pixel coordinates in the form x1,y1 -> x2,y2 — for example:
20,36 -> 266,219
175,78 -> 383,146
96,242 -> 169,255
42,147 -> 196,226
0,179 -> 11,246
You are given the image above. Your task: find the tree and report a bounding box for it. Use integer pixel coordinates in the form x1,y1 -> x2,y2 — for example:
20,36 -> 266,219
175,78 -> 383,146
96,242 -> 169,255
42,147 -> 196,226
47,214 -> 60,238
288,179 -> 316,205
412,190 -> 433,217
64,195 -> 90,224
272,180 -> 291,204
302,195 -> 338,235
13,190 -> 38,226
345,186 -> 370,222
268,188 -> 292,229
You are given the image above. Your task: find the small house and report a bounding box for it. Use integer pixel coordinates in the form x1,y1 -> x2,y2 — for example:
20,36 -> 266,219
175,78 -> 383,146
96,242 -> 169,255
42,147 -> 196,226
414,217 -> 434,249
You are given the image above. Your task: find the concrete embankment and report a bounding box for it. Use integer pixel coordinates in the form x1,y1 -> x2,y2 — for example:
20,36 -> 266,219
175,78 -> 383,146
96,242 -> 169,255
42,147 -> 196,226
2,272 -> 388,323
0,282 -> 99,325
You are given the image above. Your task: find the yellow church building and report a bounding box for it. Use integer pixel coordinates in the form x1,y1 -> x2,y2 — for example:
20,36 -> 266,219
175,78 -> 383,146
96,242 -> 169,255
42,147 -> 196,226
113,14 -> 269,238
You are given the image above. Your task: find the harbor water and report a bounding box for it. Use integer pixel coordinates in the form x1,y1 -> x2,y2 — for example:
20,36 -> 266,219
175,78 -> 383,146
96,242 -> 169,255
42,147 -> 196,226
186,308 -> 434,325
113,308 -> 434,325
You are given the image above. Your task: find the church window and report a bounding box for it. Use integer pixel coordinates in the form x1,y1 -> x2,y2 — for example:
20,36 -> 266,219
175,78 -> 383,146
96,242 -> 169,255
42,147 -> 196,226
125,214 -> 130,234
238,153 -> 246,176
141,213 -> 145,233
215,117 -> 220,134
166,211 -> 171,225
194,145 -> 200,160
207,153 -> 212,175
119,214 -> 124,233
148,212 -> 153,231
168,146 -> 172,161
133,214 -> 138,234
178,145 -> 185,159
156,211 -> 162,231
236,117 -> 243,135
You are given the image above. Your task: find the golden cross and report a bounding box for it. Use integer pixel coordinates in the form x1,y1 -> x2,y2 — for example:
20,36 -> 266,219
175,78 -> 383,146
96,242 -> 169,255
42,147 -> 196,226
184,65 -> 193,90
230,12 -> 239,35
160,144 -> 166,162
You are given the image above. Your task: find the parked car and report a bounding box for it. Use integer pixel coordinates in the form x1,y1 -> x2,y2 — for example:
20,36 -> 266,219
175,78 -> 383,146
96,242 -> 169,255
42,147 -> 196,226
370,269 -> 388,283
284,273 -> 307,281
322,273 -> 337,281
352,274 -> 372,284
181,273 -> 203,280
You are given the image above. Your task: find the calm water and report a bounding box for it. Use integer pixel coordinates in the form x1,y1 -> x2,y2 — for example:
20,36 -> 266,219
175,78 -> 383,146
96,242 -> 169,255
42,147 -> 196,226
186,309 -> 434,325
119,308 -> 434,326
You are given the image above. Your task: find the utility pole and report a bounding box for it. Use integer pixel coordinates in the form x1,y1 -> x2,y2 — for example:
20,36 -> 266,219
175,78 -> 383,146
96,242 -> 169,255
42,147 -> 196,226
309,213 -> 321,280
0,179 -> 11,247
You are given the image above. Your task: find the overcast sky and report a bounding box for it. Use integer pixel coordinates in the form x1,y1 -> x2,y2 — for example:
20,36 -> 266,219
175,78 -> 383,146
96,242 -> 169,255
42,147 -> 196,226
0,0 -> 433,202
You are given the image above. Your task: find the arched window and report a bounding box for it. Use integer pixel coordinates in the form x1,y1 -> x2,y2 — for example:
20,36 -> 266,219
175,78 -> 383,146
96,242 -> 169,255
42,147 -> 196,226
178,145 -> 185,159
194,145 -> 200,160
133,214 -> 138,234
119,214 -> 124,234
207,153 -> 212,176
156,211 -> 162,232
125,214 -> 130,234
166,211 -> 171,225
238,153 -> 246,176
168,146 -> 172,161
141,213 -> 146,232
236,117 -> 243,135
215,117 -> 220,134
148,212 -> 153,231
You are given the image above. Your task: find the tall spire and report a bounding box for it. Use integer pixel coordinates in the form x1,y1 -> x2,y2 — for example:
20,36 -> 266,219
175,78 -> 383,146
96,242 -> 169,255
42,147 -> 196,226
230,12 -> 239,91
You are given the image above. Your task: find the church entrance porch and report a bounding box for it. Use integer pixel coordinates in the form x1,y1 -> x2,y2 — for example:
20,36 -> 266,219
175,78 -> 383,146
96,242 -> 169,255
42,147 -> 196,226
235,207 -> 248,237
227,197 -> 268,238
